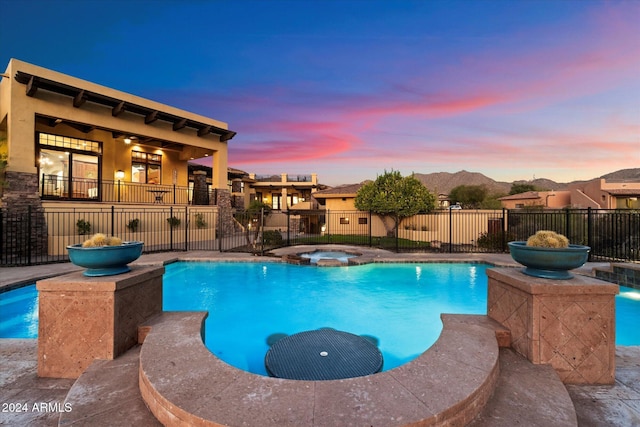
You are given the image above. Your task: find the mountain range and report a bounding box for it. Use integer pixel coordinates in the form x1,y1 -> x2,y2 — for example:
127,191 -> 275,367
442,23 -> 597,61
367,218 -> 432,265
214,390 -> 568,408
412,168 -> 640,196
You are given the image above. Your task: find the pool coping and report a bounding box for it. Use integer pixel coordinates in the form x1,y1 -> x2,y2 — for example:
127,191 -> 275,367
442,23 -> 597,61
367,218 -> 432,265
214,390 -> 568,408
2,245 -> 611,294
138,311 -> 507,427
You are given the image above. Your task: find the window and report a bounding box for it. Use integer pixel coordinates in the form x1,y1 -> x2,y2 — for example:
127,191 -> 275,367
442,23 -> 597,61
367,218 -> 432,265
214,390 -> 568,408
358,217 -> 368,225
38,133 -> 101,199
132,151 -> 162,184
340,217 -> 350,225
272,193 -> 282,210
288,194 -> 300,206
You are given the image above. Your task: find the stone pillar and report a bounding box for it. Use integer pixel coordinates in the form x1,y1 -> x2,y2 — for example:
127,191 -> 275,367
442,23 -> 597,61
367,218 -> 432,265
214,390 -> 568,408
192,170 -> 209,205
0,170 -> 48,262
215,188 -> 234,237
37,266 -> 164,378
487,268 -> 618,384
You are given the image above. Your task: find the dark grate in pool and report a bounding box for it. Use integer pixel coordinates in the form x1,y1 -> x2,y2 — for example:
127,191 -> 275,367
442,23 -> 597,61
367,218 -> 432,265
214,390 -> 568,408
265,328 -> 383,380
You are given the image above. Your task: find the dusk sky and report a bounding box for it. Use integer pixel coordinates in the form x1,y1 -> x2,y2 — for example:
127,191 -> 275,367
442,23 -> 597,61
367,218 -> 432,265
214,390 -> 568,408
1,0 -> 639,186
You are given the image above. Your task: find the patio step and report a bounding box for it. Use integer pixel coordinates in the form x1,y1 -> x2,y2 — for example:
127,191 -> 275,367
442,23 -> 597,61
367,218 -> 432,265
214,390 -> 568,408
469,348 -> 577,426
58,346 -> 160,426
60,314 -> 577,427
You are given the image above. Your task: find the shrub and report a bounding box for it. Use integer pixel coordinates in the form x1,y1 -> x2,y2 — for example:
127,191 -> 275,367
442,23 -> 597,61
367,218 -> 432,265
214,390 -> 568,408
262,230 -> 283,245
194,213 -> 207,229
167,216 -> 181,228
476,230 -> 516,251
76,219 -> 92,235
126,218 -> 140,232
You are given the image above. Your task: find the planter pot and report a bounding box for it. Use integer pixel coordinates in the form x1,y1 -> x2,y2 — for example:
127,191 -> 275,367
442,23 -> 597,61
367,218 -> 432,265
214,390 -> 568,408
508,241 -> 590,280
67,241 -> 144,276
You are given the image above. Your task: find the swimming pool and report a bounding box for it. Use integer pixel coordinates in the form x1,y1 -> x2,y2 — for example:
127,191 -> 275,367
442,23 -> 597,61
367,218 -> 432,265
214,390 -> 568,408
2,262 -> 640,375
163,262 -> 488,374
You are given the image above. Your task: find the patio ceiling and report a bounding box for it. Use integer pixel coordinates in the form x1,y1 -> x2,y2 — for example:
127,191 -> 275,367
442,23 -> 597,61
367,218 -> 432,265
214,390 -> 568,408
15,71 -> 236,142
35,114 -> 210,159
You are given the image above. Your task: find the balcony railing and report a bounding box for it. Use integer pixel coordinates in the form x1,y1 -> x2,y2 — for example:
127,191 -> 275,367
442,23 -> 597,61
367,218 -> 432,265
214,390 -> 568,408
40,175 -> 212,205
253,174 -> 313,183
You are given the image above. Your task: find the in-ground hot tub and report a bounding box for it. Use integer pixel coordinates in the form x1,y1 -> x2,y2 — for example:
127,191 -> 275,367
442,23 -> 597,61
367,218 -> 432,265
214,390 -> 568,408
299,250 -> 359,265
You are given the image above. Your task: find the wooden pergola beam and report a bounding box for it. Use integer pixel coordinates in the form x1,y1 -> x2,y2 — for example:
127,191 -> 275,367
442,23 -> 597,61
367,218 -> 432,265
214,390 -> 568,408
26,76 -> 38,96
112,101 -> 125,117
173,118 -> 187,131
73,90 -> 87,108
145,110 -> 158,124
197,126 -> 211,137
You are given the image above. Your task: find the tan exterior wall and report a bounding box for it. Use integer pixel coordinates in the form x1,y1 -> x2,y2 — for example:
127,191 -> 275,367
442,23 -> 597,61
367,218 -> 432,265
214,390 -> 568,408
569,179 -> 640,209
40,201 -> 218,255
1,59 -> 231,189
500,191 -> 571,209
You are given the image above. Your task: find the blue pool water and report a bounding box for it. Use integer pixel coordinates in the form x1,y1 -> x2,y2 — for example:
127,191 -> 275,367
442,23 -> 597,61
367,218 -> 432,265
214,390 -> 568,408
2,262 -> 640,376
0,285 -> 39,338
163,262 -> 488,374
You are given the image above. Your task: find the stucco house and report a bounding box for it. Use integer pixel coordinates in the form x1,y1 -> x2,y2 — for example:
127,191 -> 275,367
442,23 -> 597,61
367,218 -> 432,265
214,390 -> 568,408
569,178 -> 640,209
500,178 -> 640,210
0,59 -> 235,210
498,191 -> 571,209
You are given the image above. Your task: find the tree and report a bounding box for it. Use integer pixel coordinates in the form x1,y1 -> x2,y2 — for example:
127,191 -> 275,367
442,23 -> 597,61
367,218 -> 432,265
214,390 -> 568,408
355,170 -> 437,236
240,200 -> 272,247
509,183 -> 537,195
449,185 -> 488,209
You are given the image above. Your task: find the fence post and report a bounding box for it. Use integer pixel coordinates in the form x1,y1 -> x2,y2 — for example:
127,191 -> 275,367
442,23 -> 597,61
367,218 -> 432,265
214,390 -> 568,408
565,209 -> 571,240
184,206 -> 189,251
260,207 -> 265,255
111,205 -> 115,236
169,206 -> 174,251
448,206 -> 453,253
502,208 -> 507,252
217,207 -> 222,252
287,210 -> 290,246
27,205 -> 32,265
587,207 -> 593,261
395,218 -> 399,253
369,210 -> 372,247
117,180 -> 121,203
0,209 -> 3,264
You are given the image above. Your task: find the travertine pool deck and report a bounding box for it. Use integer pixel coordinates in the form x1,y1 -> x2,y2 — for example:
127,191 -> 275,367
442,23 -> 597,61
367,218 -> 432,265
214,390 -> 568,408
1,247 -> 639,426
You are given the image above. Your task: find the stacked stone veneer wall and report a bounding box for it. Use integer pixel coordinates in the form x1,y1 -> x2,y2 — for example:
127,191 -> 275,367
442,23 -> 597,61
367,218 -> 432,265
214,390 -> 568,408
192,171 -> 209,205
0,171 -> 48,262
215,188 -> 235,236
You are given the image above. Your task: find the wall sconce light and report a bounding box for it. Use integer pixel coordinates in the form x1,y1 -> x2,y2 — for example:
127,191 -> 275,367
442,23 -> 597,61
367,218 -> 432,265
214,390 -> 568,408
115,170 -> 125,180
124,138 -> 132,144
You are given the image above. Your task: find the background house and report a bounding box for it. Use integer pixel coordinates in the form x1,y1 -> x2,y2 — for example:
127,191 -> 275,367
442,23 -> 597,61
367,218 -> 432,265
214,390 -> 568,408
569,178 -> 640,209
499,191 -> 571,209
500,178 -> 640,209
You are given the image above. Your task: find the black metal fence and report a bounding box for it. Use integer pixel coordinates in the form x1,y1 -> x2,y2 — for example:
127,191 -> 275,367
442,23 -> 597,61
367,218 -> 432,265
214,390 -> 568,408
39,174 -> 212,205
0,205 -> 220,265
220,208 -> 639,262
1,207 -> 638,266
